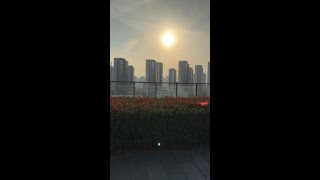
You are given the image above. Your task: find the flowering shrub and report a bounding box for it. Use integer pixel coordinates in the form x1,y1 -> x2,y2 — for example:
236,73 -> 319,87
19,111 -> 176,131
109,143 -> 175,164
110,97 -> 210,151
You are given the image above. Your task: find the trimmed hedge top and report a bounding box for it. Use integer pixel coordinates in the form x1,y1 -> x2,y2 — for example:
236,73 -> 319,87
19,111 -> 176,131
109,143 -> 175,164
111,97 -> 210,111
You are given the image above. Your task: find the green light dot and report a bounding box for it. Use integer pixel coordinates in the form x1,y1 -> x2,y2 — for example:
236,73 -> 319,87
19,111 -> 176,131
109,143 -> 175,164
158,143 -> 160,146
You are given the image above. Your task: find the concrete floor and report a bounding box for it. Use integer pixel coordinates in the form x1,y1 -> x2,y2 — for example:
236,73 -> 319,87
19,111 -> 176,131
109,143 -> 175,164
110,147 -> 210,180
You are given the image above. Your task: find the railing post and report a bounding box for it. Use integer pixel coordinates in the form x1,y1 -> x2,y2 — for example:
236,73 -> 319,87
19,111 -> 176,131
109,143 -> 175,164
176,83 -> 178,98
195,83 -> 198,97
133,82 -> 135,97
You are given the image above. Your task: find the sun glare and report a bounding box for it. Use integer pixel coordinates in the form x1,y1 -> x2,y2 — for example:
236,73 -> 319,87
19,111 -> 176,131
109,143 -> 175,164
162,32 -> 175,47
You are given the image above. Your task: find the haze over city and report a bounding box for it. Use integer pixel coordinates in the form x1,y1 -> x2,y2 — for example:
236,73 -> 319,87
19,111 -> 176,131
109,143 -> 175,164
110,0 -> 210,77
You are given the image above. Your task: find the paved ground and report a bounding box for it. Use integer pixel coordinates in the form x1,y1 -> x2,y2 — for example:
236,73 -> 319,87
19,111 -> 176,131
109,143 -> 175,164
110,147 -> 210,180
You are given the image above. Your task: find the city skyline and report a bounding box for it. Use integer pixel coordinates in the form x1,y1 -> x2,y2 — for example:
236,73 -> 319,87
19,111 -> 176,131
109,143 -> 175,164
111,58 -> 209,83
110,0 -> 210,77
111,58 -> 210,97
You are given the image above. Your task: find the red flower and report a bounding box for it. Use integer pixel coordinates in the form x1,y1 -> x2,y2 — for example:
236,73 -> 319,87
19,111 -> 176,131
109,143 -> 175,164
199,101 -> 209,106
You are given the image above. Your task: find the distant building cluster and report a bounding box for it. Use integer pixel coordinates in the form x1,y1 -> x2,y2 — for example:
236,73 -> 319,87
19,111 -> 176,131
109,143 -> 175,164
110,58 -> 210,97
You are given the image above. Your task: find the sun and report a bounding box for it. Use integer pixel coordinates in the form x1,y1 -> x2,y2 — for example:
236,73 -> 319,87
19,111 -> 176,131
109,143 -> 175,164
162,32 -> 175,47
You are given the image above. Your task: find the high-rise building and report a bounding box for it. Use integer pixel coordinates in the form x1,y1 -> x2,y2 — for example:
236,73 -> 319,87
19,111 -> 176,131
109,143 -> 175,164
110,65 -> 114,81
146,59 -> 157,97
114,58 -> 128,82
195,65 -> 203,83
202,72 -> 208,97
178,61 -> 189,83
169,68 -> 176,83
124,60 -> 129,82
178,61 -> 192,97
188,67 -> 193,84
202,73 -> 206,83
114,58 -> 129,95
146,59 -> 156,82
156,62 -> 163,83
128,65 -> 134,82
168,68 -> 176,91
208,61 -> 210,84
110,65 -> 114,94
187,67 -> 194,96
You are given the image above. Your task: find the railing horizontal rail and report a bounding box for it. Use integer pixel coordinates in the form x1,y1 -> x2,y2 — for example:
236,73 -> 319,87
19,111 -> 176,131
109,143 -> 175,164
110,81 -> 210,85
110,81 -> 210,98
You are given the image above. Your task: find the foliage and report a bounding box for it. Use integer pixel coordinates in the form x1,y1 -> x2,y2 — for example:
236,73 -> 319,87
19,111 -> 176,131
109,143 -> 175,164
110,97 -> 210,151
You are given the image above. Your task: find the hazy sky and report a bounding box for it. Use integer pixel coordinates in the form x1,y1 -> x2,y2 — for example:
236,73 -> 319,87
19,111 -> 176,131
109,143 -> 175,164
110,0 -> 210,77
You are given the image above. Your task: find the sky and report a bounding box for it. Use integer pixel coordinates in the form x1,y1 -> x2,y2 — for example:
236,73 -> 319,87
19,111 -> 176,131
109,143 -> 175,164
110,0 -> 210,77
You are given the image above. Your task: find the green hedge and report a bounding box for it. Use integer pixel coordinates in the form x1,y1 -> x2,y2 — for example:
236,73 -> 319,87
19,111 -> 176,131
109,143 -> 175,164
110,98 -> 210,151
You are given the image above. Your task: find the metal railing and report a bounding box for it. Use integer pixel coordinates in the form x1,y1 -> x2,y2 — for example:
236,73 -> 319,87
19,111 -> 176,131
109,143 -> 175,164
110,81 -> 210,98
